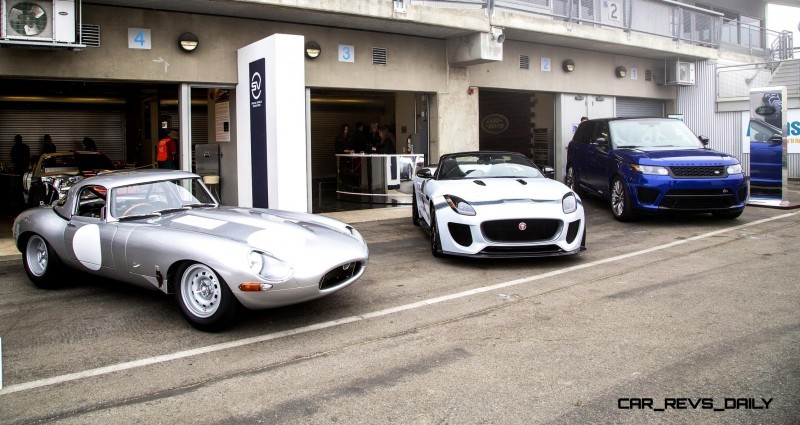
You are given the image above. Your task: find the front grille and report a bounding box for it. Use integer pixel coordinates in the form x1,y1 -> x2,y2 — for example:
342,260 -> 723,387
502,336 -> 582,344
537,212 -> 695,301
481,219 -> 560,243
566,220 -> 581,244
448,222 -> 472,247
480,245 -> 564,256
319,262 -> 362,290
670,166 -> 726,178
636,187 -> 660,204
660,190 -> 736,210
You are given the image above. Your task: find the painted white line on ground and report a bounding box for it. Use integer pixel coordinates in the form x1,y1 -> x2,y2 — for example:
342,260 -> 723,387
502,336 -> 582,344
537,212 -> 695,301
1,211 -> 797,396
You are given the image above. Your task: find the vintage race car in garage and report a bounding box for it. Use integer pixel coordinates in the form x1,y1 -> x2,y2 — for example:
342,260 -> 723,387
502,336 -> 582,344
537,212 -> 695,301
23,150 -> 116,208
412,151 -> 585,257
13,169 -> 369,331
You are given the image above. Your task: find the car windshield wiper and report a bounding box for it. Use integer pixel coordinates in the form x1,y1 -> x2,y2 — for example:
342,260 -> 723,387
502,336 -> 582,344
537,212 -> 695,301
155,206 -> 191,214
183,202 -> 217,208
118,212 -> 161,221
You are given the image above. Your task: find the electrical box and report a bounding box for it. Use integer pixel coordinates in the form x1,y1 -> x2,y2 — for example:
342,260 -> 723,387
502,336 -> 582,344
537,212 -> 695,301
1,0 -> 78,45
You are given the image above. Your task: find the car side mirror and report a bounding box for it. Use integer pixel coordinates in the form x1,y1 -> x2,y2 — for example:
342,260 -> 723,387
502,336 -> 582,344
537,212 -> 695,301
541,166 -> 555,179
593,137 -> 609,147
416,168 -> 432,179
698,135 -> 709,147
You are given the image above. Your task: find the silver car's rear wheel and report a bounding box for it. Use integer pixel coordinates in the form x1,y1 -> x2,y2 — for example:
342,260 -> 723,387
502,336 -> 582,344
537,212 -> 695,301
23,234 -> 62,288
175,262 -> 241,332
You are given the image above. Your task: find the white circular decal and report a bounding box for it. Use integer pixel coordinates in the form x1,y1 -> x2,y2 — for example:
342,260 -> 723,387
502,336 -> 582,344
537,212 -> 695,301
73,224 -> 102,271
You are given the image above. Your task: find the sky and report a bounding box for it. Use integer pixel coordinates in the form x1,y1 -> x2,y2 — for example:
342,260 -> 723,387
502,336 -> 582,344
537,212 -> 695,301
766,3 -> 800,47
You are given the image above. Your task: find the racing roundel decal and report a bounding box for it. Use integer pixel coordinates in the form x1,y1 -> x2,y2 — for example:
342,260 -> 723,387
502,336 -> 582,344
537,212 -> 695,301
73,224 -> 102,271
518,222 -> 527,231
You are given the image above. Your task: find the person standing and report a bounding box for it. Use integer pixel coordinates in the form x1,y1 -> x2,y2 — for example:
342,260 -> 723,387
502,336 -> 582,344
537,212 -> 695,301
42,134 -> 57,153
334,123 -> 353,154
82,136 -> 97,151
11,134 -> 30,174
157,129 -> 179,169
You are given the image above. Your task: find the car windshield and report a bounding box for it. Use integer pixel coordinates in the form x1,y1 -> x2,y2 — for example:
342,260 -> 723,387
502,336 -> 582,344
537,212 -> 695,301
110,177 -> 216,219
609,119 -> 703,149
437,153 -> 543,180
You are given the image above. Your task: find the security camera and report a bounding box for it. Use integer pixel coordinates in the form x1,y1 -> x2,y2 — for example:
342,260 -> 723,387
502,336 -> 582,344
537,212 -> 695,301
491,27 -> 505,44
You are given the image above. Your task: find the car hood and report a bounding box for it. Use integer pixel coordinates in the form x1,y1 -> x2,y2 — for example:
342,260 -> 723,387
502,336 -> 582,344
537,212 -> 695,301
140,206 -> 367,261
614,148 -> 739,166
433,178 -> 571,202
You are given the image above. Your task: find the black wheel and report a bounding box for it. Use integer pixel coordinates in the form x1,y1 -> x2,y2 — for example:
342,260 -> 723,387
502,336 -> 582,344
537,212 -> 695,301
411,188 -> 420,226
565,165 -> 582,196
27,182 -> 53,208
610,177 -> 635,222
712,210 -> 743,219
430,206 -> 443,257
23,234 -> 63,289
174,262 -> 242,332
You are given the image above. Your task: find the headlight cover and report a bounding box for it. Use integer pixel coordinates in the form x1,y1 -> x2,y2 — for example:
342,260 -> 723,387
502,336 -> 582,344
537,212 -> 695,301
562,193 -> 577,214
727,164 -> 743,174
444,194 -> 476,216
248,251 -> 293,282
631,164 -> 669,175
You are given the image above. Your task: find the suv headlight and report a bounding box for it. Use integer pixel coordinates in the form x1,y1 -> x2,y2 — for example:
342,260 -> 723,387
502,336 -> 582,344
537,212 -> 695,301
248,251 -> 293,282
563,193 -> 577,214
726,164 -> 743,174
444,194 -> 476,216
632,164 -> 669,175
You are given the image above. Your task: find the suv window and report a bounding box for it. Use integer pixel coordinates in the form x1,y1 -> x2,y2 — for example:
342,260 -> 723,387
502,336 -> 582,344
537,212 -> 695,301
573,121 -> 594,144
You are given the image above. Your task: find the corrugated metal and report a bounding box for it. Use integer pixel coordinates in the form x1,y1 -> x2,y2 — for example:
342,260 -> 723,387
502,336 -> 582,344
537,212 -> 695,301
310,110 -> 381,180
616,98 -> 665,117
0,108 -> 125,167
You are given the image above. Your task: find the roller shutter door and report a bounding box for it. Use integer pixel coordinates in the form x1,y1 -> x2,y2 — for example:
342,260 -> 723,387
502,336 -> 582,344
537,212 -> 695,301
311,110 -> 381,180
616,98 -> 665,118
0,108 -> 125,165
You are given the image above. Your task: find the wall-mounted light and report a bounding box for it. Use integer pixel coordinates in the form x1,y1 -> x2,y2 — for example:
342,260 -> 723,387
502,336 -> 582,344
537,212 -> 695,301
574,95 -> 584,101
178,32 -> 199,52
562,59 -> 575,72
615,65 -> 627,78
305,41 -> 321,59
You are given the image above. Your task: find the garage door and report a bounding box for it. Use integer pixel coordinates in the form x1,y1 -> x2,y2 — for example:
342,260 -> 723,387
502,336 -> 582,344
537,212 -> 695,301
0,107 -> 125,166
616,98 -> 665,118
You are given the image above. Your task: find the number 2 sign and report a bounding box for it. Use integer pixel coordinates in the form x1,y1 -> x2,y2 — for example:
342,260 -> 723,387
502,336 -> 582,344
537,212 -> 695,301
128,28 -> 152,49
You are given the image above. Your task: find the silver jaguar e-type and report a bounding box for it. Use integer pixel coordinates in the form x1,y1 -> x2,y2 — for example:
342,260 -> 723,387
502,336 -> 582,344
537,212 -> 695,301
13,169 -> 369,331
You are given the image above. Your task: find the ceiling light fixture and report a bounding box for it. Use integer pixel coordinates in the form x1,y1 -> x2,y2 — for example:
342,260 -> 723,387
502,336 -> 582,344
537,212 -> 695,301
178,32 -> 199,52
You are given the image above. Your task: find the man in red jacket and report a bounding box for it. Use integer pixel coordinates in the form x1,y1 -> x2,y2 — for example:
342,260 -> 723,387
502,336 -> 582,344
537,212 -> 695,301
157,129 -> 178,169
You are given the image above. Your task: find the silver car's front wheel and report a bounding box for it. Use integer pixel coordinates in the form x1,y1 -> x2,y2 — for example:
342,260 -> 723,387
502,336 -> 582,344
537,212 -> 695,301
23,234 -> 62,288
175,262 -> 241,332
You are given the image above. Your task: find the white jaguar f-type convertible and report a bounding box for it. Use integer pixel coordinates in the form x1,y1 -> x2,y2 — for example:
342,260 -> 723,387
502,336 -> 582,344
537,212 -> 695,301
412,151 -> 585,258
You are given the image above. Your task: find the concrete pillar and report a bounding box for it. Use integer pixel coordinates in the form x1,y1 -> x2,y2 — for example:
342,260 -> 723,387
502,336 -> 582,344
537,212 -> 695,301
432,66 -> 480,160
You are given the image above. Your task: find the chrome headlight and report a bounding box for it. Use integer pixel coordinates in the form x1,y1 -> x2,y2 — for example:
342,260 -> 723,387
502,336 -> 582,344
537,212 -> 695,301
248,251 -> 293,282
632,164 -> 669,176
726,164 -> 743,174
443,194 -> 476,216
562,193 -> 577,214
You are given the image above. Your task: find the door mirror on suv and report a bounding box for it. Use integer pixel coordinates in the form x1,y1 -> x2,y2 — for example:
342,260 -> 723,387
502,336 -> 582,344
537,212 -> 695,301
592,137 -> 609,147
698,135 -> 710,147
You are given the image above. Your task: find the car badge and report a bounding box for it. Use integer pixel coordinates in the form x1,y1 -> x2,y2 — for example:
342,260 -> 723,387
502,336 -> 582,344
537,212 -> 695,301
518,222 -> 527,231
723,189 -> 729,193
714,170 -> 720,175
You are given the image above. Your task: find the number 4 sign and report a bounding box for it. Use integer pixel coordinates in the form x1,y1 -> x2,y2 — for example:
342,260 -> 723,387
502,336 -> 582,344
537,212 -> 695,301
128,28 -> 152,49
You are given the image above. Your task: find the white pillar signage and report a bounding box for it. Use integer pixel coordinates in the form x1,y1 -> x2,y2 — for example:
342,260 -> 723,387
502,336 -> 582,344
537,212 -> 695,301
236,34 -> 308,212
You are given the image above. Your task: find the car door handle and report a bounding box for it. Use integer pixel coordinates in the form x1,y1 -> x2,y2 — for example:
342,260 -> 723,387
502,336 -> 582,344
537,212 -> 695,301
67,223 -> 76,228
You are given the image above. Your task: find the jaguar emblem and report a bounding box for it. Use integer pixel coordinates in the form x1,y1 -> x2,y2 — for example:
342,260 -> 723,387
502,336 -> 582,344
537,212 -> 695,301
518,222 -> 527,231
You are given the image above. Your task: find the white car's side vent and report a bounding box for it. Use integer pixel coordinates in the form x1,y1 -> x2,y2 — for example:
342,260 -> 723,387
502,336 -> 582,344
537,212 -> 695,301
519,55 -> 530,70
372,47 -> 387,65
81,24 -> 101,47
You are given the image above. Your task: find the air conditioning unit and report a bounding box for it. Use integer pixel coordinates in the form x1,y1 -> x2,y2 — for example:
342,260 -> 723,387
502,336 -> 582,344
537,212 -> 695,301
665,60 -> 696,86
1,0 -> 76,44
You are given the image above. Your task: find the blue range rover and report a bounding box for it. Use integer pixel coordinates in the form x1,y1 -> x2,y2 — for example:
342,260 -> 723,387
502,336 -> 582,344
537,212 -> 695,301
566,117 -> 747,221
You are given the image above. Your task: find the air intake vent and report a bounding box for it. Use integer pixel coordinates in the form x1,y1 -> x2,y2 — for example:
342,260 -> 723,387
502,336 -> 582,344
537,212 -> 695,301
519,55 -> 530,70
372,47 -> 387,65
81,24 -> 101,47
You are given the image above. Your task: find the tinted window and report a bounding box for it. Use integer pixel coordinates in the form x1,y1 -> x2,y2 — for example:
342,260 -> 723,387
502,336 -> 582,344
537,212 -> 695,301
609,119 -> 703,149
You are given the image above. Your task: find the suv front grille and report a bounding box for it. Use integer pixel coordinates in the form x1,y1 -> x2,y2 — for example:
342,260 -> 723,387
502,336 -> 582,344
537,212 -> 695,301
670,166 -> 726,178
660,190 -> 736,209
481,219 -> 560,243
